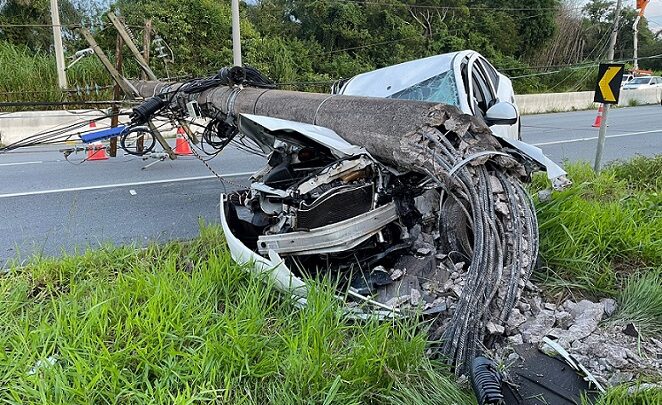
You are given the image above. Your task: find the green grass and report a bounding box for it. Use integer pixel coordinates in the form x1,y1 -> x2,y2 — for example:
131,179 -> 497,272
627,98 -> 641,107
531,157 -> 662,298
0,226 -> 473,404
608,155 -> 662,192
615,269 -> 662,337
3,156 -> 662,404
0,41 -> 112,108
589,384 -> 662,404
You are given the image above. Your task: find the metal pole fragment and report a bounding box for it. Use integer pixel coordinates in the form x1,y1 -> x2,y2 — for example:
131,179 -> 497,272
110,33 -> 124,158
78,27 -> 138,97
142,19 -> 152,81
633,15 -> 640,70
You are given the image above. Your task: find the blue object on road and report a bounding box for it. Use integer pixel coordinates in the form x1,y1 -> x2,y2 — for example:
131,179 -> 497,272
79,125 -> 126,143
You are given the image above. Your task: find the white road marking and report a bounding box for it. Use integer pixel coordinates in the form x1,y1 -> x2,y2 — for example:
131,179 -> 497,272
0,172 -> 254,199
0,161 -> 43,167
533,129 -> 662,146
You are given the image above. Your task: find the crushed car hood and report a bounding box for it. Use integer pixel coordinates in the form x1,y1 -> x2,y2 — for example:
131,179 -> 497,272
238,113 -> 366,158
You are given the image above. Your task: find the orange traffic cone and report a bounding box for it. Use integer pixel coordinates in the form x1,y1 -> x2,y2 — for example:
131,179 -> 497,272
174,127 -> 192,155
592,105 -> 603,128
86,142 -> 108,161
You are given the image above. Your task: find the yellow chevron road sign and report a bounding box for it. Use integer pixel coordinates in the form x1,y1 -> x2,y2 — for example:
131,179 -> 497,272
594,63 -> 625,104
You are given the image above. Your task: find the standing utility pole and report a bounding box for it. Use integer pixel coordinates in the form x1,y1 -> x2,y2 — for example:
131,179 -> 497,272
50,0 -> 68,89
633,16 -> 640,70
594,0 -> 623,172
231,0 -> 242,66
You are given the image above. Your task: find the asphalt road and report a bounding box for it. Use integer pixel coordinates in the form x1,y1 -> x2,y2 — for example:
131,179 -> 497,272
521,105 -> 661,164
0,143 -> 261,264
1,105 -> 660,263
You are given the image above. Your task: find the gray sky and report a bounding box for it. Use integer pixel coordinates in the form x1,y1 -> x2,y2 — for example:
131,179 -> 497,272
645,0 -> 662,30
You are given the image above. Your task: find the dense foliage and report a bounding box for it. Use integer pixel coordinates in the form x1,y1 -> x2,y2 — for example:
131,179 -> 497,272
0,0 -> 661,98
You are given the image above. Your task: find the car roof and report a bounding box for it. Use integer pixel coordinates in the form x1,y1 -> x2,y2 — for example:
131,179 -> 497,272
340,50 -> 475,98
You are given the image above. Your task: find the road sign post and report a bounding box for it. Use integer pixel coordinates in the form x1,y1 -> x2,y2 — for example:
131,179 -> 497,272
593,63 -> 625,172
593,0 -> 623,172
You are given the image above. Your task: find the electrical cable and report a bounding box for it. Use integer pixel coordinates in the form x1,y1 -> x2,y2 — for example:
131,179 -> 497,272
510,53 -> 662,79
119,126 -> 156,156
0,111 -> 129,152
330,0 -> 575,12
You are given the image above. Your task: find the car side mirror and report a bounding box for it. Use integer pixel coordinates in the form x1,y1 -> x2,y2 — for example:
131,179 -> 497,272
485,101 -> 518,126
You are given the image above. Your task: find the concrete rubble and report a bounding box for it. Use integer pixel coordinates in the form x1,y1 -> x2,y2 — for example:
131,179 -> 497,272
492,288 -> 662,389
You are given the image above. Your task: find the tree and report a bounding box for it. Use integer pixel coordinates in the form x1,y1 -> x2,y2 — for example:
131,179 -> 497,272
0,0 -> 82,52
112,0 -> 262,77
581,0 -> 657,62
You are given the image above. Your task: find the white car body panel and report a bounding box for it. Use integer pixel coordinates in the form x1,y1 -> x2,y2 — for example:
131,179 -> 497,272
339,53 -> 457,99
622,76 -> 662,90
338,50 -> 520,140
219,194 -> 308,302
238,113 -> 366,157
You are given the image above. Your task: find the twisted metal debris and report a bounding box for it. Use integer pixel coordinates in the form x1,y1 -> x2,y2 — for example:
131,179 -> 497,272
130,79 -> 539,374
395,106 -> 538,372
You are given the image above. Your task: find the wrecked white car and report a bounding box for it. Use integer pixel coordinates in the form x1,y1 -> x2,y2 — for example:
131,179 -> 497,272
334,50 -> 522,140
126,64 -> 570,387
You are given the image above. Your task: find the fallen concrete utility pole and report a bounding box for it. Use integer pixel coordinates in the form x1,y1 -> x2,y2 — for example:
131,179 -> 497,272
131,80 -> 503,170
131,79 -> 538,374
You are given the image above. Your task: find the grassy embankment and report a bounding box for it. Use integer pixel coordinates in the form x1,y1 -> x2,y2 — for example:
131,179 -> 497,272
1,157 -> 661,403
0,226 -> 472,404
0,42 -> 112,108
531,156 -> 662,338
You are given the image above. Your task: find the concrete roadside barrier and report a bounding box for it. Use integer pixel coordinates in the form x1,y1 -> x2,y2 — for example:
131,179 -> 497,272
0,109 -> 186,147
1,89 -> 660,145
515,87 -> 661,114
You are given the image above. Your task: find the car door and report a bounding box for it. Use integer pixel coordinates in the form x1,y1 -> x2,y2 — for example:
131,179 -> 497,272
465,55 -> 497,118
463,55 -> 520,139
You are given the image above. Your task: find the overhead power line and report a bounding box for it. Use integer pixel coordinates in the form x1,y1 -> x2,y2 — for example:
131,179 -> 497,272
332,0 -> 580,12
509,53 -> 662,79
0,23 -> 143,29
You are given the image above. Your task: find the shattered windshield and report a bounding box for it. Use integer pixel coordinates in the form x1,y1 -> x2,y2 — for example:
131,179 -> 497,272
387,70 -> 460,106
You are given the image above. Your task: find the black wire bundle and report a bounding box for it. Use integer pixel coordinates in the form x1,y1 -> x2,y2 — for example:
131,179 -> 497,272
120,126 -> 156,156
219,66 -> 277,89
179,65 -> 277,96
199,118 -> 237,156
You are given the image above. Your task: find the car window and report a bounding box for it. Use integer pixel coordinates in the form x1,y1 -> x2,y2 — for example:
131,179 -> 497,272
387,70 -> 460,106
629,77 -> 651,84
471,64 -> 494,114
478,57 -> 499,89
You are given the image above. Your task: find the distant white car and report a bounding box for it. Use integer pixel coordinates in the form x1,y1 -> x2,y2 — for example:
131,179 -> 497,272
622,76 -> 662,90
334,50 -> 521,140
620,73 -> 634,86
